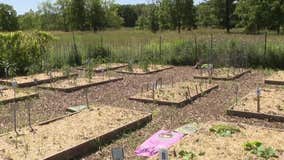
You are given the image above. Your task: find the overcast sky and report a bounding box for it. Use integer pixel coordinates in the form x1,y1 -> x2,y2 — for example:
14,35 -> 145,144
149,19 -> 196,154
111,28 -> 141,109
0,0 -> 204,15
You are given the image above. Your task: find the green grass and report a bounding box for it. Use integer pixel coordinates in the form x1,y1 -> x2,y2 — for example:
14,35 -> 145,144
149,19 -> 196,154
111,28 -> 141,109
47,28 -> 284,69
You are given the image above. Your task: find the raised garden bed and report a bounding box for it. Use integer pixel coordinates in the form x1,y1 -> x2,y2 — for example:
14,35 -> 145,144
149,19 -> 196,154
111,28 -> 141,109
116,64 -> 173,75
194,68 -> 251,81
151,121 -> 284,160
227,88 -> 284,122
265,71 -> 284,85
0,104 -> 152,160
0,72 -> 78,87
38,76 -> 123,92
130,81 -> 218,107
78,63 -> 128,72
0,88 -> 38,104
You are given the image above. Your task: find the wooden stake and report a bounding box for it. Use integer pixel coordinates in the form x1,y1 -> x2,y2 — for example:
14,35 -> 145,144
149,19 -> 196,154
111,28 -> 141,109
152,84 -> 155,100
26,100 -> 34,132
84,88 -> 90,110
235,84 -> 239,105
171,76 -> 174,88
195,85 -> 198,95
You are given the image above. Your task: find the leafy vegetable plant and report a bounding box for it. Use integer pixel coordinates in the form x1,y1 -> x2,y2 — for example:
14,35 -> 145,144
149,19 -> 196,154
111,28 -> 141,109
244,141 -> 278,159
209,124 -> 240,137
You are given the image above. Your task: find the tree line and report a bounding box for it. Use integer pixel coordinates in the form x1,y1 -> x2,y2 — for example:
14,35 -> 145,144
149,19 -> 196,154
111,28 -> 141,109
0,0 -> 284,34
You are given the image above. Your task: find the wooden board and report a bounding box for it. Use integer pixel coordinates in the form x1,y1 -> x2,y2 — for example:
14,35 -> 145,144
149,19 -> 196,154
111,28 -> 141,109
38,76 -> 123,92
0,104 -> 152,160
264,71 -> 284,85
78,63 -> 128,72
130,81 -> 218,107
116,65 -> 173,75
0,72 -> 78,87
194,69 -> 251,81
227,88 -> 284,122
0,88 -> 39,104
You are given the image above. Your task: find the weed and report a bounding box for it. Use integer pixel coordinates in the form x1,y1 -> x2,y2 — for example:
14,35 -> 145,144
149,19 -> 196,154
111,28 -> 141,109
178,150 -> 196,160
209,124 -> 240,137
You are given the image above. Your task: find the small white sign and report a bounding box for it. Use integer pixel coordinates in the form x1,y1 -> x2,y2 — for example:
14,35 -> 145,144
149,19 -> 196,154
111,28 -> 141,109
11,81 -> 18,88
256,88 -> 261,96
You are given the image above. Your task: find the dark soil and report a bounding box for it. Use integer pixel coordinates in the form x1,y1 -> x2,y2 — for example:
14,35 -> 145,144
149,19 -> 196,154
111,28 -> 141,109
0,66 -> 282,160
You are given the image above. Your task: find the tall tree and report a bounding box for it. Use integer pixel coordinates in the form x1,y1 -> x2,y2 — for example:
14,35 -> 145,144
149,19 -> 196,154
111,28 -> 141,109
118,5 -> 138,27
55,0 -> 72,31
71,0 -> 86,30
85,0 -> 105,31
0,3 -> 18,31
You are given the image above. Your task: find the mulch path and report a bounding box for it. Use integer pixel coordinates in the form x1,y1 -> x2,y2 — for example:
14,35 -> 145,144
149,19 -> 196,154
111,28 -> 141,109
0,66 -> 283,160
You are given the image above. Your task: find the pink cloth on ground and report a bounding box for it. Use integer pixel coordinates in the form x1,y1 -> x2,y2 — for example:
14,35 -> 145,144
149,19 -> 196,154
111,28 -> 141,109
135,130 -> 184,157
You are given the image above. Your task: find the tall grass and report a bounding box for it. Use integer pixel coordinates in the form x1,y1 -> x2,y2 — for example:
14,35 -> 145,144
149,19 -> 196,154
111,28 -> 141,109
45,28 -> 284,71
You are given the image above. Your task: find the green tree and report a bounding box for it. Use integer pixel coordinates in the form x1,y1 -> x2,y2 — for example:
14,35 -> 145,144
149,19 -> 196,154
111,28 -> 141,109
85,0 -> 105,31
55,0 -> 72,31
118,5 -> 138,27
71,0 -> 86,30
18,10 -> 41,30
0,3 -> 18,31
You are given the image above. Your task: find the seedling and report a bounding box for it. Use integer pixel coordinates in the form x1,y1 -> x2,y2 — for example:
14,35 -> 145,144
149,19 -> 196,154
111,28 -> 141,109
178,150 -> 196,160
127,61 -> 133,72
209,124 -> 240,137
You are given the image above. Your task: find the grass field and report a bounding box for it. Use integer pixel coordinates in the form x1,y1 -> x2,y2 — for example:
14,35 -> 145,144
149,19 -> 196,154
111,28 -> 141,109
47,28 -> 284,71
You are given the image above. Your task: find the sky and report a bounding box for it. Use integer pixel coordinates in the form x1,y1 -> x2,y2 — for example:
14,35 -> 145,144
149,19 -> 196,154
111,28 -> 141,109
0,0 -> 203,15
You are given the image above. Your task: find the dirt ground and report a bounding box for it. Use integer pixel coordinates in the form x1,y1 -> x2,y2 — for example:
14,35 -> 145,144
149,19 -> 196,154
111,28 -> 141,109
0,66 -> 283,160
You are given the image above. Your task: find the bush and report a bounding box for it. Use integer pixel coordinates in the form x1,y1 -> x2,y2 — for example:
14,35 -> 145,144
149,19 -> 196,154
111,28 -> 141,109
0,31 -> 54,77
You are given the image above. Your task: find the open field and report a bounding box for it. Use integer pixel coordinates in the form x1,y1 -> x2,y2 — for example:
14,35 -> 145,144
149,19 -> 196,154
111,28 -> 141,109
1,66 -> 284,159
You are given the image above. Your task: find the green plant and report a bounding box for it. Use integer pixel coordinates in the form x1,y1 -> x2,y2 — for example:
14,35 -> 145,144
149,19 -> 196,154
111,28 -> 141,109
127,60 -> 134,72
209,124 -> 240,137
178,150 -> 196,160
62,65 -> 71,77
244,141 -> 278,159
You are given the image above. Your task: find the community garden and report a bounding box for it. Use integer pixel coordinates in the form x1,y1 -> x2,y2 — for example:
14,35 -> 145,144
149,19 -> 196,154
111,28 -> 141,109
0,29 -> 284,160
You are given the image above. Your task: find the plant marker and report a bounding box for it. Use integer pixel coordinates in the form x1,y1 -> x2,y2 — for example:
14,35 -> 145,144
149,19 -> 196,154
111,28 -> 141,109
111,147 -> 124,160
257,87 -> 261,113
159,149 -> 169,160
